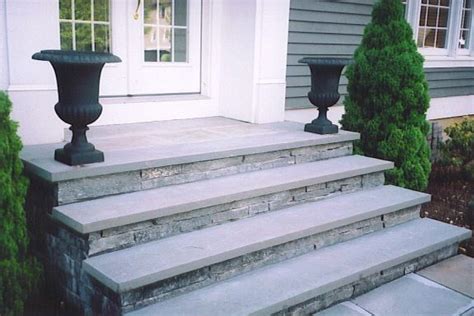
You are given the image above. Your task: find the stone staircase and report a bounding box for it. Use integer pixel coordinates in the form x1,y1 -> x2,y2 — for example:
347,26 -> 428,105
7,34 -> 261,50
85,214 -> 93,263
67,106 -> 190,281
21,117 -> 471,315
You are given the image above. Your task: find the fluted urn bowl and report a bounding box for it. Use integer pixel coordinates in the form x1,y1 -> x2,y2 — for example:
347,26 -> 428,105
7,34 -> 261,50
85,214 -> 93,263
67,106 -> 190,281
32,50 -> 121,165
299,57 -> 352,134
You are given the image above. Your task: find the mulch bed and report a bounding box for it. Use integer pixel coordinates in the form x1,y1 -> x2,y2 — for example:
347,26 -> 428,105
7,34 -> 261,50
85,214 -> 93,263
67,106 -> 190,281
421,163 -> 474,257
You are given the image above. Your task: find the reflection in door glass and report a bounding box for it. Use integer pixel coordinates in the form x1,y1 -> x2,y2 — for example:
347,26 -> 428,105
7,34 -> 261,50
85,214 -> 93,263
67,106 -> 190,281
143,0 -> 188,62
59,0 -> 111,52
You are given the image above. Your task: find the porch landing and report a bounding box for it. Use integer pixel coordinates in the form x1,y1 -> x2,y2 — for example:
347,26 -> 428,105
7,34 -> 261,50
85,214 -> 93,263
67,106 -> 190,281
21,117 -> 358,182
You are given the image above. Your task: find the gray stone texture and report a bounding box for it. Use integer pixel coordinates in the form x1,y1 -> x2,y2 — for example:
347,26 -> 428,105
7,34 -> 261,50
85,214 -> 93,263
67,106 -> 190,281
352,274 -> 473,316
417,254 -> 474,298
280,245 -> 460,316
315,302 -> 370,316
87,172 -> 385,256
53,155 -> 393,234
126,219 -> 469,315
56,142 -> 353,205
21,118 -> 360,183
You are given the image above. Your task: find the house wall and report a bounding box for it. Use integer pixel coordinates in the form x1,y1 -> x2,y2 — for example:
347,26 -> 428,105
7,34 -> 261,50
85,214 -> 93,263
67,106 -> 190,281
285,0 -> 474,121
2,0 -> 290,145
0,0 -> 8,91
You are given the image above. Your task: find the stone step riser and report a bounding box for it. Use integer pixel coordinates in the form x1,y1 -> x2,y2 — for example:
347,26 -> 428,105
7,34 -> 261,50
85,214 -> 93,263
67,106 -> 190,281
55,142 -> 353,205
83,206 -> 421,313
53,171 -> 384,258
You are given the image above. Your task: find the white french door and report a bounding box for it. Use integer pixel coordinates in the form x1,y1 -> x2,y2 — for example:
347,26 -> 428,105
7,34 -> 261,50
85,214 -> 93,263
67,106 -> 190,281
58,0 -> 202,96
128,0 -> 202,94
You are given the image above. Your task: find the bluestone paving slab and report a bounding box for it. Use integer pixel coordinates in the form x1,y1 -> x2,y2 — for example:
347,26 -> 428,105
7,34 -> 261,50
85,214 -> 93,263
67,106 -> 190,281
314,302 -> 371,316
84,185 -> 429,292
124,219 -> 470,315
20,118 -> 359,182
353,274 -> 474,316
52,155 -> 392,234
417,254 -> 474,298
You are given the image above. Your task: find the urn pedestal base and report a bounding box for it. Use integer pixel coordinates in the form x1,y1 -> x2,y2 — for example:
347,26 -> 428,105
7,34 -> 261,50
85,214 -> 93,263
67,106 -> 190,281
304,123 -> 339,134
55,148 -> 104,166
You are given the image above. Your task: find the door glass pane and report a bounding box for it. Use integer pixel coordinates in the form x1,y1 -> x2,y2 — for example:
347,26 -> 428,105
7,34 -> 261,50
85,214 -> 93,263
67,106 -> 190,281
75,0 -> 91,21
76,23 -> 92,51
144,0 -> 157,24
144,26 -> 158,62
159,27 -> 172,62
174,28 -> 187,62
159,0 -> 172,26
94,0 -> 109,22
60,0 -> 72,19
60,22 -> 73,50
174,0 -> 187,26
144,0 -> 187,62
59,0 -> 111,52
94,24 -> 110,53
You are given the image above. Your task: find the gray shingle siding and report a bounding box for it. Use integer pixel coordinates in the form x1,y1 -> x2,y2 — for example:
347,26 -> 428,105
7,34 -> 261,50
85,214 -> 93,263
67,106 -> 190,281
286,0 -> 474,110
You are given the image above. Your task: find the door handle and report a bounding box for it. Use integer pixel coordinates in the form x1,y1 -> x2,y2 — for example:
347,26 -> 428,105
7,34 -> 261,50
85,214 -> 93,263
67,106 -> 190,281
133,0 -> 141,20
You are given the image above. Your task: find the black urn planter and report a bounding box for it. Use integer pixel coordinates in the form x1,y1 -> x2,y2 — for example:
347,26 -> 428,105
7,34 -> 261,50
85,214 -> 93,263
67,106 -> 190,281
299,57 -> 352,134
32,50 -> 121,166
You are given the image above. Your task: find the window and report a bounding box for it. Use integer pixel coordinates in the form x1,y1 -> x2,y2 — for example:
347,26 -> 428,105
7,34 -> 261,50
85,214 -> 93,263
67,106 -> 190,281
459,0 -> 472,50
143,0 -> 188,63
59,0 -> 111,53
417,0 -> 450,49
404,0 -> 474,65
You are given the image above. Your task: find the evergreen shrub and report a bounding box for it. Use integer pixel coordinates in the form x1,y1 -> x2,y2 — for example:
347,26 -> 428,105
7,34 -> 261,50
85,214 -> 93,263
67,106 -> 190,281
341,0 -> 431,191
0,91 -> 40,316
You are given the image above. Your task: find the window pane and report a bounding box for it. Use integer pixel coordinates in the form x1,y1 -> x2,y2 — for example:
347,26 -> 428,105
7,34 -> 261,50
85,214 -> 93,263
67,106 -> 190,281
420,6 -> 427,26
426,7 -> 438,27
463,9 -> 471,28
159,0 -> 172,26
144,26 -> 158,61
75,0 -> 91,21
94,24 -> 110,52
438,8 -> 449,27
424,28 -> 436,47
435,29 -> 447,47
440,0 -> 450,6
144,0 -> 157,24
174,0 -> 187,26
60,0 -> 72,20
60,22 -> 73,50
428,0 -> 439,5
174,28 -> 187,62
76,23 -> 92,51
459,30 -> 469,48
159,27 -> 172,62
94,0 -> 109,22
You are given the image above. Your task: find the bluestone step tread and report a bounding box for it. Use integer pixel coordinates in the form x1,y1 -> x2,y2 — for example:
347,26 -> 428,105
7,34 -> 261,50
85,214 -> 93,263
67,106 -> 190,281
126,219 -> 471,316
52,155 -> 393,234
83,185 -> 430,292
21,121 -> 359,182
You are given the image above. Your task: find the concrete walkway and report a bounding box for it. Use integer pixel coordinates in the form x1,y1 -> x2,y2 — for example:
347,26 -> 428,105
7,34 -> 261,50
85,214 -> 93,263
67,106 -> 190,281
316,255 -> 474,316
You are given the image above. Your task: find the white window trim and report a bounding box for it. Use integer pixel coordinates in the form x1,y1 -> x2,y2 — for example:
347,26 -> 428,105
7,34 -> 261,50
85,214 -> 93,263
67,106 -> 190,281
406,0 -> 474,68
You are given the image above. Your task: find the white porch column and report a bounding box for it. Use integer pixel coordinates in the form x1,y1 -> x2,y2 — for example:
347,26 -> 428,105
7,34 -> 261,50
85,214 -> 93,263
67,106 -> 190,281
216,0 -> 290,123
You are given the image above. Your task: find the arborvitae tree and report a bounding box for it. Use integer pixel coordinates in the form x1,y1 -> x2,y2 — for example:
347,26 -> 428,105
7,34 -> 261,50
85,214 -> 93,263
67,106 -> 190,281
341,0 -> 431,191
0,91 -> 40,315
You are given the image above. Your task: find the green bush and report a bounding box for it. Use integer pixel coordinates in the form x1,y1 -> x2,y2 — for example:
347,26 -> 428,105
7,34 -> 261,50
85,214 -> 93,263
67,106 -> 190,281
0,91 -> 41,315
441,118 -> 474,179
341,0 -> 431,191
